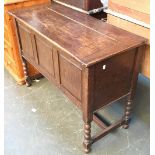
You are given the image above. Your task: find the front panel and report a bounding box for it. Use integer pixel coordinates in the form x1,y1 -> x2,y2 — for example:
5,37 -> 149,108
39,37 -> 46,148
59,54 -> 82,101
18,23 -> 35,61
35,35 -> 55,78
16,20 -> 82,105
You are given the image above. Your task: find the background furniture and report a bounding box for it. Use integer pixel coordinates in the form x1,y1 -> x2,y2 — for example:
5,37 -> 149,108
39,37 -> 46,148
106,0 -> 150,78
4,0 -> 50,85
53,0 -> 103,11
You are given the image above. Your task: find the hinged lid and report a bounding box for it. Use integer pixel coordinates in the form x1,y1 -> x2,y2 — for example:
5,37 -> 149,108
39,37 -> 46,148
9,2 -> 146,67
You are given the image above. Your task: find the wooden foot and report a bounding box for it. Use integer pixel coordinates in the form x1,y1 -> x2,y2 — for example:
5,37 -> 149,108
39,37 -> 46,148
83,123 -> 92,153
25,81 -> 31,87
123,99 -> 132,129
22,57 -> 31,87
123,124 -> 129,129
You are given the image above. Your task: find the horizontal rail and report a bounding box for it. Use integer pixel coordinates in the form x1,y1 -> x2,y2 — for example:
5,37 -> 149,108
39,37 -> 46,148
93,113 -> 109,130
92,119 -> 124,143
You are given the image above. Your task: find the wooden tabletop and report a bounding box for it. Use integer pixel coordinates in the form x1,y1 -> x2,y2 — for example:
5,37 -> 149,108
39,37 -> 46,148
9,2 -> 146,66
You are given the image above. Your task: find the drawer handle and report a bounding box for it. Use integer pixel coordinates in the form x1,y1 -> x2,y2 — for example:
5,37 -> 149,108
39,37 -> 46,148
102,65 -> 106,70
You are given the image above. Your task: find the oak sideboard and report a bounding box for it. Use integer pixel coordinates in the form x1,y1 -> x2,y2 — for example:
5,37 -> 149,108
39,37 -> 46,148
9,2 -> 146,153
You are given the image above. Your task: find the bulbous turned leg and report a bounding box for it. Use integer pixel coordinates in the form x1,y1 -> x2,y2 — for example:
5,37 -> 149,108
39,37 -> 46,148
123,99 -> 132,129
83,123 -> 92,153
22,57 -> 31,87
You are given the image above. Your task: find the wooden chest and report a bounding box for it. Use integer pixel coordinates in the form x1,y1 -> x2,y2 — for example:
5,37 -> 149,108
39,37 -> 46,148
4,0 -> 50,85
9,2 -> 146,153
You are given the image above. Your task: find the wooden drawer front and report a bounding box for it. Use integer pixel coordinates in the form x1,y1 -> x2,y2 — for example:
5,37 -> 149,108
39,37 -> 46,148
59,54 -> 82,101
18,23 -> 36,61
4,42 -> 14,59
93,49 -> 136,111
4,54 -> 17,75
4,28 -> 10,42
35,35 -> 55,77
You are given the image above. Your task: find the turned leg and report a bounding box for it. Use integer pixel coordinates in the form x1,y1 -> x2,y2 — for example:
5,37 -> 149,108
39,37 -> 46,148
82,67 -> 94,153
83,122 -> 92,153
123,96 -> 132,129
123,47 -> 144,129
22,57 -> 31,87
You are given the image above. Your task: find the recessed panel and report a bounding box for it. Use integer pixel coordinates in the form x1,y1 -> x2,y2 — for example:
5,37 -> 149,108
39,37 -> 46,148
94,49 -> 136,110
59,54 -> 82,101
18,24 -> 35,60
35,36 -> 55,77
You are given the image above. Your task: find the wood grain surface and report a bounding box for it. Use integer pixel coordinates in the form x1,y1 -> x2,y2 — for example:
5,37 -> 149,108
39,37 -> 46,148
10,2 -> 147,153
9,2 -> 146,67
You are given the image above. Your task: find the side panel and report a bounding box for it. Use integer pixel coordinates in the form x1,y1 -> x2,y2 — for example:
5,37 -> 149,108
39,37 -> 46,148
93,49 -> 136,111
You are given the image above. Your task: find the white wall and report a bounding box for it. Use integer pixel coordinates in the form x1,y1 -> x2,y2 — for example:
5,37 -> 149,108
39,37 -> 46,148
100,0 -> 108,8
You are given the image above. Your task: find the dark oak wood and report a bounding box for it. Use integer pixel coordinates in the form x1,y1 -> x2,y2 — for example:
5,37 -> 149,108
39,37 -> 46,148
9,2 -> 147,153
92,119 -> 125,143
35,35 -> 55,78
93,113 -> 108,130
83,122 -> 92,153
22,57 -> 31,87
84,0 -> 103,11
15,19 -> 32,87
123,97 -> 132,129
123,46 -> 145,129
93,49 -> 136,111
55,0 -> 84,9
81,67 -> 94,152
54,0 -> 103,11
59,54 -> 82,101
9,3 -> 146,67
